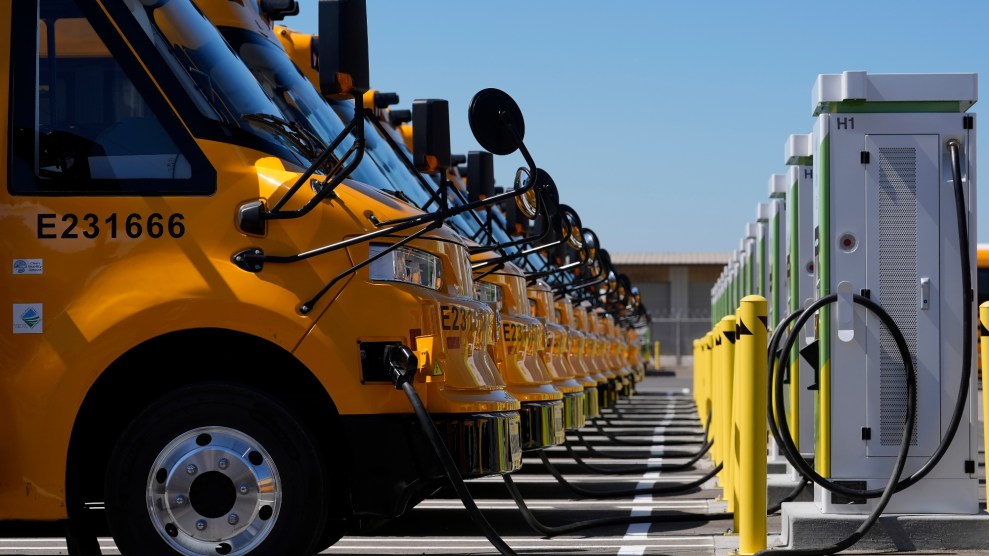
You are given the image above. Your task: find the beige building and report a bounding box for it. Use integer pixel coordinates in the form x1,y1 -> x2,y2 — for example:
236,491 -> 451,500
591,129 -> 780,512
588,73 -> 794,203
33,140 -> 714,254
613,252 -> 731,366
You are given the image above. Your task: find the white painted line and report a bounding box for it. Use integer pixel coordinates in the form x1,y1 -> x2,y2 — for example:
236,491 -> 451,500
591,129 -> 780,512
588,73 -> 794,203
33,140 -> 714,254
328,536 -> 711,543
417,499 -> 707,509
0,538 -> 119,555
619,461 -> 660,554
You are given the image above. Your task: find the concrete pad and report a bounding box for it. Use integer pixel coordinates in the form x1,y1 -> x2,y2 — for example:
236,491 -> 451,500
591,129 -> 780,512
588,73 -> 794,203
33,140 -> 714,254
713,532 -> 740,555
767,474 -> 812,509
767,461 -> 787,475
778,501 -> 989,551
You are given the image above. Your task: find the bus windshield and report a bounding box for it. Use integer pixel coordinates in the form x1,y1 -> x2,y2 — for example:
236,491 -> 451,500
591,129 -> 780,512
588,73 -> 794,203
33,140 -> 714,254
121,0 -> 319,167
326,100 -> 495,237
218,26 -> 389,186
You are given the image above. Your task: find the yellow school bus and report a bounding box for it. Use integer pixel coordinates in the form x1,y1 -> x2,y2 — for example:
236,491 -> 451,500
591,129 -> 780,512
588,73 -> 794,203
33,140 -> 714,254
259,8 -> 583,449
0,0 -> 532,553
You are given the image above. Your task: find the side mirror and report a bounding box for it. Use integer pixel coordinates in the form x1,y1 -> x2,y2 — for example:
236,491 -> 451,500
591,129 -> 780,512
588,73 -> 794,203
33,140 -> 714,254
582,228 -> 600,263
582,256 -> 601,278
558,204 -> 583,251
317,0 -> 369,96
513,166 -> 558,223
261,0 -> 299,20
605,271 -> 618,295
468,88 -> 525,156
412,99 -> 451,173
534,168 -> 560,218
513,167 -> 539,219
529,169 -> 560,239
388,109 -> 412,126
363,90 -> 399,109
466,151 -> 495,203
598,249 -> 612,271
617,274 -> 632,305
630,287 -> 642,311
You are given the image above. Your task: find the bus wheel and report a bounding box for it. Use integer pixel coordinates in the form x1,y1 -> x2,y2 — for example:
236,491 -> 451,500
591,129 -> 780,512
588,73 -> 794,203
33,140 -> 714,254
105,383 -> 327,555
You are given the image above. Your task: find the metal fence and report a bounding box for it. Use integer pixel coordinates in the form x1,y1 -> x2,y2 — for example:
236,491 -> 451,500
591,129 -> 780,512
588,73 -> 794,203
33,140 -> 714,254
648,313 -> 711,366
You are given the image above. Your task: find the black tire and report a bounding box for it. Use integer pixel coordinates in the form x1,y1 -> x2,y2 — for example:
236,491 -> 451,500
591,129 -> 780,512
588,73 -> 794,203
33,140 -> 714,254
105,382 -> 327,556
314,520 -> 348,553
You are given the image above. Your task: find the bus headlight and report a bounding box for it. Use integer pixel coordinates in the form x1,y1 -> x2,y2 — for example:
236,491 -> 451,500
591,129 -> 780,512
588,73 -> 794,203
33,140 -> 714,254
369,243 -> 442,290
476,280 -> 504,312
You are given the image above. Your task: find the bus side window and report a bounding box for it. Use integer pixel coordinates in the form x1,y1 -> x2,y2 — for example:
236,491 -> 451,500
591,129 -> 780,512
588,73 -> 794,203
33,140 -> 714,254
8,0 -> 209,195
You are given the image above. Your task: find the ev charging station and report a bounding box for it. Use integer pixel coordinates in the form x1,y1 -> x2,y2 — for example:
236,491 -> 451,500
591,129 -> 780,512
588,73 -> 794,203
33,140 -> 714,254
726,252 -> 745,314
719,273 -> 728,321
783,133 -> 817,461
756,203 -> 772,299
768,175 -> 788,329
811,71 -> 979,515
761,194 -> 787,468
724,253 -> 737,318
738,238 -> 749,301
744,223 -> 758,296
719,262 -> 727,320
715,271 -> 728,324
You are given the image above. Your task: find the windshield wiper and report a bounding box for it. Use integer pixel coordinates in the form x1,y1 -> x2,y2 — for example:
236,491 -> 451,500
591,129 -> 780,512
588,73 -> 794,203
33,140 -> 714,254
242,112 -> 324,160
381,189 -> 415,204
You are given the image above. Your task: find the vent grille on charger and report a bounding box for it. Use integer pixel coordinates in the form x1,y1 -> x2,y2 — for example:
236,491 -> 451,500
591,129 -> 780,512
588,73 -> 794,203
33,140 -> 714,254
876,147 -> 919,447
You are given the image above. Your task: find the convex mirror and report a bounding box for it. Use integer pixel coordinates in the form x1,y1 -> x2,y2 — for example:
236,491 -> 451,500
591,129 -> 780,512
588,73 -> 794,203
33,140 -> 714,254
468,88 -> 525,156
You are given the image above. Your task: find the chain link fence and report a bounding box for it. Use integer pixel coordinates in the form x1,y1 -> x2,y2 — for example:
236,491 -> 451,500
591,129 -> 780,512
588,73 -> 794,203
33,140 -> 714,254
648,309 -> 711,367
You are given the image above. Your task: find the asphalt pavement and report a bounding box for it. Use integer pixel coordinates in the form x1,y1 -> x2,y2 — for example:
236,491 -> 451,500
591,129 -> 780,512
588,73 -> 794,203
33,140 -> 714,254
0,365 -> 985,555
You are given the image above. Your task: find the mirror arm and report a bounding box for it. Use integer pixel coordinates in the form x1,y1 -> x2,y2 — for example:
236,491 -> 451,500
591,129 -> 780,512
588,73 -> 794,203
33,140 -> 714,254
373,109 -> 541,229
522,238 -> 563,256
467,230 -> 534,254
363,111 -> 450,213
445,173 -> 496,244
268,90 -> 367,220
370,114 -> 539,230
552,275 -> 606,296
484,209 -> 496,241
469,202 -> 558,269
500,110 -> 537,181
265,120 -> 348,215
468,196 -> 556,255
233,208 -> 438,271
473,261 -> 505,282
368,172 -> 539,229
471,235 -> 561,271
527,259 -> 582,280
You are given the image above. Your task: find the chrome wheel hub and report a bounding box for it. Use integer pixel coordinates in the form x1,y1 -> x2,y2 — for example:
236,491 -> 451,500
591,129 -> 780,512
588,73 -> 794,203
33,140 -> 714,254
146,427 -> 281,555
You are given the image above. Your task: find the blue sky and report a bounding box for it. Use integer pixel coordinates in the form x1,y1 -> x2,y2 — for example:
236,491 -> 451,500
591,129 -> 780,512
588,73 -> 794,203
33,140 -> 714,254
283,1 -> 989,254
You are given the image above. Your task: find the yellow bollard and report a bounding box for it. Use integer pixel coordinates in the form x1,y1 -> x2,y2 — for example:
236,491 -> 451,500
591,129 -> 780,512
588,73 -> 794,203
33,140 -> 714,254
711,327 -> 722,461
729,333 -> 739,532
705,333 -> 715,435
732,296 -> 767,555
709,324 -> 723,472
694,336 -> 708,414
719,315 -> 737,513
787,334 -> 800,452
693,338 -> 701,407
704,332 -> 715,429
653,340 -> 662,370
980,302 -> 989,507
697,330 -> 714,430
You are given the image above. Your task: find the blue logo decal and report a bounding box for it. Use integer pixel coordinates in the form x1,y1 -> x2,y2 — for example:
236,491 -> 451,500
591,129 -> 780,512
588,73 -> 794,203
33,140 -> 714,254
20,307 -> 41,328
